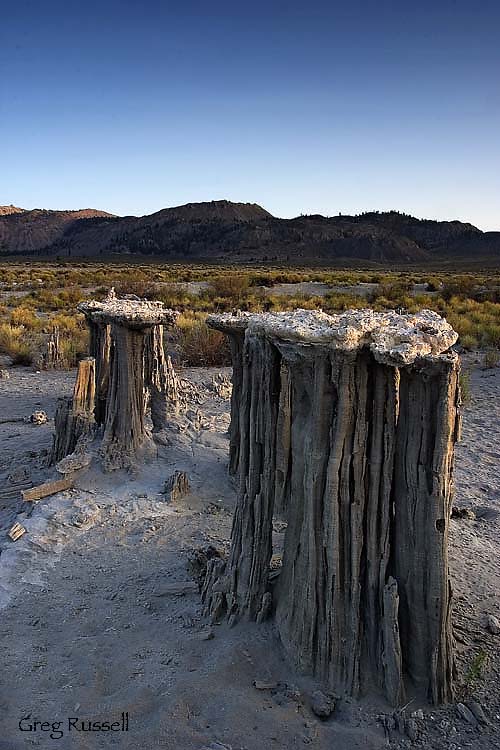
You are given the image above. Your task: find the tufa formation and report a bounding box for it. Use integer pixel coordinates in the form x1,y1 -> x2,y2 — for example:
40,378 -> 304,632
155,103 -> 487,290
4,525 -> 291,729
202,308 -> 461,706
52,291 -> 179,471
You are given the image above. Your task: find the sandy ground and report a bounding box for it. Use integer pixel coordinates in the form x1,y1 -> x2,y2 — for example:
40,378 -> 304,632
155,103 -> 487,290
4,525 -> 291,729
0,359 -> 499,750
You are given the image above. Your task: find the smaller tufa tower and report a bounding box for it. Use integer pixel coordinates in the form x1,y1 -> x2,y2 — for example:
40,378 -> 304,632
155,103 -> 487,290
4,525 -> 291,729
51,290 -> 179,471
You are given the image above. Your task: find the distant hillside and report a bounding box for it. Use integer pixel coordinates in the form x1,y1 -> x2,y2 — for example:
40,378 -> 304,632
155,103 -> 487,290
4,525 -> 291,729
0,201 -> 498,264
0,208 -> 115,254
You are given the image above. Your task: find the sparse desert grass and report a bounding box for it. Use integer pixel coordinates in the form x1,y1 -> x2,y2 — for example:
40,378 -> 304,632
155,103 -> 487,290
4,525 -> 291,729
445,299 -> 500,349
0,304 -> 89,368
0,322 -> 34,365
2,261 -> 500,366
209,274 -> 250,298
114,280 -> 158,299
9,306 -> 41,329
54,328 -> 89,368
459,371 -> 471,405
465,649 -> 489,688
174,312 -> 230,367
482,348 -> 500,369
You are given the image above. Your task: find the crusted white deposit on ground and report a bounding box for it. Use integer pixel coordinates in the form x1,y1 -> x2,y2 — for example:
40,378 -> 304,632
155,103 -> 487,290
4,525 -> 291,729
0,355 -> 499,749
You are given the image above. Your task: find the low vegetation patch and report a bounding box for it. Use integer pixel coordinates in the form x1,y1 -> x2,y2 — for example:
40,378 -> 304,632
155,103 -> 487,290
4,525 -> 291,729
2,261 -> 500,367
173,312 -> 230,367
459,371 -> 471,405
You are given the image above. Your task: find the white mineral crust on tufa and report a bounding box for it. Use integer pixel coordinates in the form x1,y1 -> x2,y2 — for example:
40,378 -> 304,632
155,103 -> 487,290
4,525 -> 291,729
78,293 -> 178,328
207,308 -> 458,365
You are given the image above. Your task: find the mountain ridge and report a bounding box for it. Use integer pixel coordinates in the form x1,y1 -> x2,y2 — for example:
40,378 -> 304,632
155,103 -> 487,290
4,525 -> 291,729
0,200 -> 498,263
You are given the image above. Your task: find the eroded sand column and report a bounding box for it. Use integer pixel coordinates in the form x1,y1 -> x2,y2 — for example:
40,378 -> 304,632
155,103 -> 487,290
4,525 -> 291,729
86,316 -> 111,425
50,356 -> 96,464
204,309 -> 461,705
78,295 -> 178,470
144,323 -> 180,432
207,317 -> 247,476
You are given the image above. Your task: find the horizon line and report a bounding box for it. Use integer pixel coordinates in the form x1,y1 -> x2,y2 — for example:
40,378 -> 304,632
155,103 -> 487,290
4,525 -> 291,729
1,199 -> 497,233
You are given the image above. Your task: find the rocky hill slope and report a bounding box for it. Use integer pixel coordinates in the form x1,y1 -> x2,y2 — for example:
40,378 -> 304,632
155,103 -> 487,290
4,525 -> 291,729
0,201 -> 498,263
0,207 -> 115,254
0,205 -> 26,216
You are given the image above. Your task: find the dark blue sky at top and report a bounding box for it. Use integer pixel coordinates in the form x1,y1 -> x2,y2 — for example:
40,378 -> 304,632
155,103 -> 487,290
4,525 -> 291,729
1,0 -> 499,229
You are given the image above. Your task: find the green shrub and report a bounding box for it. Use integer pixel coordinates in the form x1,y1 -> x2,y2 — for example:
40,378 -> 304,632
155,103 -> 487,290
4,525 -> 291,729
465,649 -> 488,687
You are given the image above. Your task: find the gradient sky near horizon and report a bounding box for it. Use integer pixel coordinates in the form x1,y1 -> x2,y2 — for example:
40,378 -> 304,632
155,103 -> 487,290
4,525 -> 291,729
1,0 -> 499,229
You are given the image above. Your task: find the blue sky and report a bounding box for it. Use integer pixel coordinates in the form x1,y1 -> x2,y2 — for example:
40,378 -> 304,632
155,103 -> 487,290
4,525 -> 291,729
1,0 -> 499,229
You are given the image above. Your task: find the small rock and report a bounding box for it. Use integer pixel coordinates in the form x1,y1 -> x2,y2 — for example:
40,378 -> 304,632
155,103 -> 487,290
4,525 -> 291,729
164,470 -> 190,502
187,545 -> 224,585
310,690 -> 336,719
405,718 -> 418,741
153,581 -> 198,597
7,467 -> 29,483
484,614 -> 500,635
451,506 -> 476,520
456,702 -> 478,726
466,699 -> 490,726
0,369 -> 10,379
285,685 -> 301,702
56,451 -> 92,474
196,627 -> 215,641
253,679 -> 278,691
29,410 -> 48,425
70,506 -> 100,529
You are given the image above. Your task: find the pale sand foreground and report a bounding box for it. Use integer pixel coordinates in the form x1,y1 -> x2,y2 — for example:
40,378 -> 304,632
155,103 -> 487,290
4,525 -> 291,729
0,360 -> 498,749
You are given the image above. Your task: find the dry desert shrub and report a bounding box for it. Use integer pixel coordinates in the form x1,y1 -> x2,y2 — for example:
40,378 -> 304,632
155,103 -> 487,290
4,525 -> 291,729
0,323 -> 34,365
155,284 -> 204,311
0,308 -> 88,368
9,306 -> 42,329
114,280 -> 157,298
459,334 -> 477,351
482,348 -> 500,369
3,262 -> 500,367
323,292 -> 366,312
174,313 -> 230,367
208,274 -> 250,298
459,371 -> 471,404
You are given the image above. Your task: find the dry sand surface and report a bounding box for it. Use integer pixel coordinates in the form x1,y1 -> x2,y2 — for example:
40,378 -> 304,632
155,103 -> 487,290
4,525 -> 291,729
0,359 -> 499,749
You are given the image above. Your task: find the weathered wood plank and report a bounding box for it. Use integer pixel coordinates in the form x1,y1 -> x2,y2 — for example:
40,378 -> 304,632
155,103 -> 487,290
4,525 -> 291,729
8,522 -> 26,541
22,477 -> 73,502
